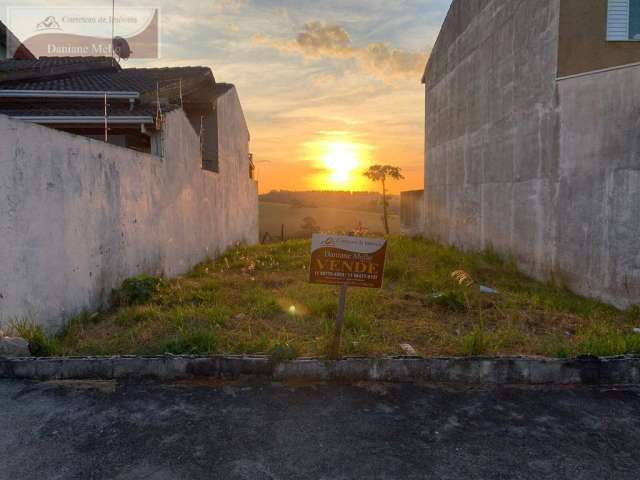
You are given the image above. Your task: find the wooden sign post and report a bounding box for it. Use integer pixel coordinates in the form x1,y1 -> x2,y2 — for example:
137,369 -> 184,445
309,234 -> 388,359
330,283 -> 348,360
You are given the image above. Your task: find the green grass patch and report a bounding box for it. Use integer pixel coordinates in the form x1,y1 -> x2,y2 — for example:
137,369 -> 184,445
9,319 -> 56,356
163,328 -> 219,355
268,342 -> 299,363
24,236 -> 639,359
245,287 -> 282,319
460,323 -> 494,357
111,275 -> 163,307
572,323 -> 640,357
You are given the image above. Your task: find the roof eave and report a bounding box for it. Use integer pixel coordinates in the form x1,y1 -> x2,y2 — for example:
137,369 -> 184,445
0,90 -> 140,100
11,115 -> 155,125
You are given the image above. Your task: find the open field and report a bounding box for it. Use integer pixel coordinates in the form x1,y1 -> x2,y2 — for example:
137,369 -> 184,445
259,202 -> 400,239
9,237 -> 640,359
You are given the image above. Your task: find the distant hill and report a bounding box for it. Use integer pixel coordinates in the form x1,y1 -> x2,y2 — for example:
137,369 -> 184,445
259,190 -> 399,214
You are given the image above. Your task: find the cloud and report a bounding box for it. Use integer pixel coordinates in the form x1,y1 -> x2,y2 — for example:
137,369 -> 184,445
296,22 -> 351,53
364,42 -> 426,77
219,0 -> 248,12
253,21 -> 427,81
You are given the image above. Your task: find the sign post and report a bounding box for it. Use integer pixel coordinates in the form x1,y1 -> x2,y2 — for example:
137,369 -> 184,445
309,234 -> 388,359
330,283 -> 348,360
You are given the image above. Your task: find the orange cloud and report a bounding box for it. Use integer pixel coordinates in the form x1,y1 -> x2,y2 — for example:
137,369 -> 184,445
296,22 -> 352,53
253,22 -> 428,81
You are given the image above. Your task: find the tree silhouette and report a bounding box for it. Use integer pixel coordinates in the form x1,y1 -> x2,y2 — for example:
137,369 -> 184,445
300,216 -> 320,236
363,165 -> 404,235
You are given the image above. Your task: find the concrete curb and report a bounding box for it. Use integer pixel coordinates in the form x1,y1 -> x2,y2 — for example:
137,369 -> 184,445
1,355 -> 640,385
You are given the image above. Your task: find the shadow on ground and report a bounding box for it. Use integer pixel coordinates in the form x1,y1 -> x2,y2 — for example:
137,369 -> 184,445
1,379 -> 639,479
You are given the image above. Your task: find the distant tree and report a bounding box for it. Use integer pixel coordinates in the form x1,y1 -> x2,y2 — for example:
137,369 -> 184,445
363,165 -> 404,235
300,216 -> 320,236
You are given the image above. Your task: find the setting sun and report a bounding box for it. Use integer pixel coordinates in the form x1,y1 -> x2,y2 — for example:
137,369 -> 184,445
322,142 -> 360,185
304,137 -> 372,190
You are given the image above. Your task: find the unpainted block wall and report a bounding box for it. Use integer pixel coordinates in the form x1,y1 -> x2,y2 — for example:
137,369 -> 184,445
400,190 -> 424,236
423,0 -> 640,308
557,67 -> 640,307
0,88 -> 259,329
424,0 -> 560,278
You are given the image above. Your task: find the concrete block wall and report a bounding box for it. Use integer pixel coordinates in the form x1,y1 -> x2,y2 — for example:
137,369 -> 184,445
424,0 -> 561,276
0,88 -> 258,329
400,190 -> 424,235
423,0 -> 640,308
557,66 -> 640,307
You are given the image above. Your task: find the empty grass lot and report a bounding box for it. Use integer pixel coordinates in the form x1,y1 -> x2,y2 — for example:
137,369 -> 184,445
8,237 -> 640,359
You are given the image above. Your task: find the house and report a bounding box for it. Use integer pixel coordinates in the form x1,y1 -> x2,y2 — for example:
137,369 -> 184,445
0,56 -> 232,159
415,0 -> 640,308
0,55 -> 259,329
0,20 -> 35,60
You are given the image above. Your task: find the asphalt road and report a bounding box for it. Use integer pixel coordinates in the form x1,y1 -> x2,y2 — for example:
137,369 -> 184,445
1,379 -> 639,480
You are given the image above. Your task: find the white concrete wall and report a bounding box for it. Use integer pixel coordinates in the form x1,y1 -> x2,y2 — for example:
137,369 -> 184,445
557,65 -> 640,307
0,87 -> 258,329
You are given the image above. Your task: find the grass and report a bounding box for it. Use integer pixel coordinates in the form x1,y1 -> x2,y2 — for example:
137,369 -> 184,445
8,318 -> 58,356
259,202 -> 400,239
9,236 -> 640,359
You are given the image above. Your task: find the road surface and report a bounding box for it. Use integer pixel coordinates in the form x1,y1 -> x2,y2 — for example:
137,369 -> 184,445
1,379 -> 639,479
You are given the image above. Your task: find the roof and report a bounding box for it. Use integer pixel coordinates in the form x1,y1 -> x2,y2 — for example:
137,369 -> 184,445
0,57 -> 228,127
0,62 -> 213,95
211,83 -> 234,96
0,105 -> 169,118
0,57 -> 114,73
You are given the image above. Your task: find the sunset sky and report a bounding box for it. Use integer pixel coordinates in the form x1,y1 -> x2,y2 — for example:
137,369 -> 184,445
2,0 -> 452,193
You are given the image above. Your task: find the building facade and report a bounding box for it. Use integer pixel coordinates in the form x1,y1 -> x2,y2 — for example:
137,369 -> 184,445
421,0 -> 640,308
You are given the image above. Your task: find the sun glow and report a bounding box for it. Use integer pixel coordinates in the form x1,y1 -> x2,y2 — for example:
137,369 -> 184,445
305,137 -> 372,190
322,142 -> 360,185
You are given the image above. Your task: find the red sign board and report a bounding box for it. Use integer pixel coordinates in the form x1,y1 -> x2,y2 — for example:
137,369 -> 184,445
309,234 -> 388,289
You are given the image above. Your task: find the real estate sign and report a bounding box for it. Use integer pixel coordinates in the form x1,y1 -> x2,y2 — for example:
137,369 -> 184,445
309,234 -> 387,289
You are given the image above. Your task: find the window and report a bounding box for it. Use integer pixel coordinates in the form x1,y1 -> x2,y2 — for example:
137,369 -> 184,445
200,111 -> 219,172
607,0 -> 640,40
